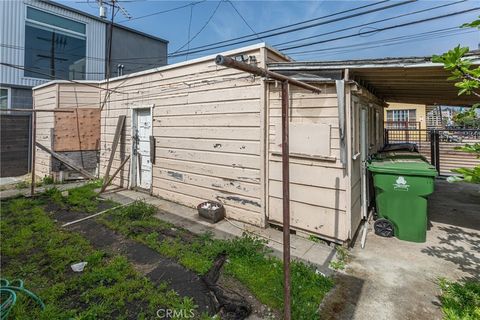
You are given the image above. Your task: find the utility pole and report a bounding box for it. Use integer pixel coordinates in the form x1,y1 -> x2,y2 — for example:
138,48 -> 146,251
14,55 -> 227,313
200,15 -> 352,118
215,55 -> 321,320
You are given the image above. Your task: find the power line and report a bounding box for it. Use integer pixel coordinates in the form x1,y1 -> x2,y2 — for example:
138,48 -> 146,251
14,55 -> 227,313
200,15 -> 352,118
280,7 -> 480,51
0,44 -> 168,67
288,27 -> 475,57
186,4 -> 194,60
0,62 -> 123,93
118,0 -> 207,23
226,0 -> 261,40
273,0 -> 466,48
173,0 -> 223,54
169,0 -> 390,56
169,0 -> 415,57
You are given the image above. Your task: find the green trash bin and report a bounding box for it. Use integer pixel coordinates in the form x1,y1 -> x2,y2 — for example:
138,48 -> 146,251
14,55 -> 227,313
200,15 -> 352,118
374,150 -> 427,162
368,158 -> 438,242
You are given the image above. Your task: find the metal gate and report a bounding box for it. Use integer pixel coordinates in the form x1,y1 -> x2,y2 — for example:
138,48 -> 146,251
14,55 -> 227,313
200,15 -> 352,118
384,128 -> 480,176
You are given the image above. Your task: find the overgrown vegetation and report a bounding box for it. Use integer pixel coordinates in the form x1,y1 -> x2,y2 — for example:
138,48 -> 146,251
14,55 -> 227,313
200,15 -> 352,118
451,143 -> 480,184
329,246 -> 349,271
99,201 -> 334,319
439,279 -> 480,320
0,197 -> 197,319
433,17 -> 480,183
42,179 -> 105,212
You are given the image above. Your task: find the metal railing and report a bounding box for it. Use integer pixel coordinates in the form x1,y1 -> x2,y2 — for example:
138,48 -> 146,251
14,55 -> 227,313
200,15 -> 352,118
384,121 -> 421,130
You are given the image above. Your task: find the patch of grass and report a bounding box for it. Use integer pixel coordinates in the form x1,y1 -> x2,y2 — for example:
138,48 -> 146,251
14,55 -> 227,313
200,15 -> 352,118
41,180 -> 104,212
1,197 -> 198,319
65,180 -> 102,212
118,200 -> 157,220
439,278 -> 480,320
98,201 -> 334,319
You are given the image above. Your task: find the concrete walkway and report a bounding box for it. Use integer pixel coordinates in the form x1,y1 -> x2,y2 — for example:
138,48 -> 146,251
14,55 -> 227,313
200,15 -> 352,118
100,188 -> 336,275
322,180 -> 480,320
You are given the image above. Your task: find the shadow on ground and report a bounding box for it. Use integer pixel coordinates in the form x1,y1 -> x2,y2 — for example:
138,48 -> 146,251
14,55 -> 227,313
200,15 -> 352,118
319,273 -> 364,320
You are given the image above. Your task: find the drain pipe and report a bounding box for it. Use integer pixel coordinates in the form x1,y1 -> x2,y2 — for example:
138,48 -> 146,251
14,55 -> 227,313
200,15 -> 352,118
335,80 -> 347,166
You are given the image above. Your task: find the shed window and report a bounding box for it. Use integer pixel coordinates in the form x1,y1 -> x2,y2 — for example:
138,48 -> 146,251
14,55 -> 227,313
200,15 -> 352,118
0,88 -> 10,110
24,7 -> 86,80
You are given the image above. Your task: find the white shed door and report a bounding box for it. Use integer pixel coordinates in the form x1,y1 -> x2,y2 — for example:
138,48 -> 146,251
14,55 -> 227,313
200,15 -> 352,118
135,109 -> 152,189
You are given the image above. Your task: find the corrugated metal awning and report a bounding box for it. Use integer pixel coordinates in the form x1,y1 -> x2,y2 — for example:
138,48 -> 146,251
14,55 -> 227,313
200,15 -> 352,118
268,53 -> 480,106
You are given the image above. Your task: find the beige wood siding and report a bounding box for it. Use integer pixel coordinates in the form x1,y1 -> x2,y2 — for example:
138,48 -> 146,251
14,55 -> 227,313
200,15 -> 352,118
34,84 -> 57,178
267,83 -> 349,241
99,48 -> 266,226
33,83 -> 101,178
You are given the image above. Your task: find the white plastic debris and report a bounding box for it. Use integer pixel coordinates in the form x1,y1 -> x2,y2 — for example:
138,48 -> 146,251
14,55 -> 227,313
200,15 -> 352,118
200,202 -> 220,210
315,269 -> 326,277
71,262 -> 88,272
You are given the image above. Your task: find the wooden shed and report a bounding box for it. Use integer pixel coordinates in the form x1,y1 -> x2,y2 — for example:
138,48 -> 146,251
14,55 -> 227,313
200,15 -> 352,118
32,82 -> 101,181
33,43 -> 387,244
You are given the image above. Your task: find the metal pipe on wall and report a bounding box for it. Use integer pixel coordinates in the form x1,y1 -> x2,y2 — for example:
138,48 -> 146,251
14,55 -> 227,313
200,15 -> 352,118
281,81 -> 291,319
31,111 -> 36,196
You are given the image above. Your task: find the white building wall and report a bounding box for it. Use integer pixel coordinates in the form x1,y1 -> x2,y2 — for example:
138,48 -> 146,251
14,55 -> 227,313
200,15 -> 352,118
0,0 -> 106,87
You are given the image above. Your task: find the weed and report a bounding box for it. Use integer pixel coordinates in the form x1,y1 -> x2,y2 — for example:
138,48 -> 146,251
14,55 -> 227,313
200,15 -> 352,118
116,200 -> 157,220
15,180 -> 30,189
439,278 -> 480,320
329,245 -> 349,271
41,176 -> 55,185
42,187 -> 64,206
308,235 -> 322,243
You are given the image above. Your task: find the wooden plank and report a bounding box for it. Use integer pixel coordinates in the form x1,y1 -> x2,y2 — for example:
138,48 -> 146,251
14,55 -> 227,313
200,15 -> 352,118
155,113 -> 260,127
268,197 -> 348,240
100,155 -> 130,193
35,142 -> 95,179
152,186 -> 263,226
155,137 -> 260,155
53,108 -> 101,151
103,115 -> 126,183
153,127 -> 260,141
153,168 -> 261,198
269,180 -> 347,210
153,177 -> 262,212
269,161 -> 346,189
156,148 -> 260,169
152,158 -> 260,182
154,100 -> 260,116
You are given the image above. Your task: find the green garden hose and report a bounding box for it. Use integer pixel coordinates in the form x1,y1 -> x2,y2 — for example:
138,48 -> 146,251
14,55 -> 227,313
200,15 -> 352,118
0,279 -> 45,320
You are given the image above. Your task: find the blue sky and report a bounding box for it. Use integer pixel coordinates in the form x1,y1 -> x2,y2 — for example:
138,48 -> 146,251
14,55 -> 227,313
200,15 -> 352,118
60,0 -> 480,63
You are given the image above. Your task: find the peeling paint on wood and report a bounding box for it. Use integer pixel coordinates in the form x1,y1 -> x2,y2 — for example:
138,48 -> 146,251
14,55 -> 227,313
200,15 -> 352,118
217,196 -> 261,208
167,171 -> 183,181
